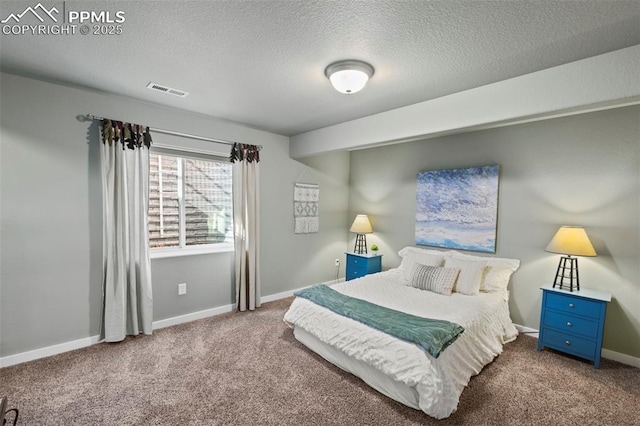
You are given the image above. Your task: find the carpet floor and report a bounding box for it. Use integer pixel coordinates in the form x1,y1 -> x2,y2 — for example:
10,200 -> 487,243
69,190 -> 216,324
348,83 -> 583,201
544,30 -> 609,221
1,297 -> 639,425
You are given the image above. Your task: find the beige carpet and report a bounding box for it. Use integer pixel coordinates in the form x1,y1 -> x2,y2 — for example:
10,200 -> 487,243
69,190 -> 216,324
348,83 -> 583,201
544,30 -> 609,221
1,297 -> 639,425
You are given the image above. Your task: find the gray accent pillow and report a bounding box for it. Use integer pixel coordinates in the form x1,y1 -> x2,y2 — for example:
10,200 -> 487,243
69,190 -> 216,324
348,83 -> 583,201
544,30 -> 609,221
410,264 -> 460,296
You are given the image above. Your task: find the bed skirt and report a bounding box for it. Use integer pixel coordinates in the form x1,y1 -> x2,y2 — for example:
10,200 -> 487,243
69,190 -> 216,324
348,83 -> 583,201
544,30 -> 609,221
294,327 -> 422,410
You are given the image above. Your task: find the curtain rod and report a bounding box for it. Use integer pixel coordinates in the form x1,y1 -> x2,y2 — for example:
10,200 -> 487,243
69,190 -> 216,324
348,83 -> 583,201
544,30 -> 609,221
85,114 -> 262,150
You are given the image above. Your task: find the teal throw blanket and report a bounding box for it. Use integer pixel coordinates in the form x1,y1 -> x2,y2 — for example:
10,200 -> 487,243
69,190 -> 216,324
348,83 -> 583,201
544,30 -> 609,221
294,284 -> 464,358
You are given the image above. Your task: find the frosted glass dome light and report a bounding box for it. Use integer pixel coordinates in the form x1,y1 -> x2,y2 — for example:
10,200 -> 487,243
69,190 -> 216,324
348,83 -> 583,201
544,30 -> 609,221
325,60 -> 374,95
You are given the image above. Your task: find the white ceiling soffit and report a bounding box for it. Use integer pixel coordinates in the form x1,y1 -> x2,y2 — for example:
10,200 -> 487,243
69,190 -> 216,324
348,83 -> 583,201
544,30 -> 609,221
0,1 -> 639,138
289,46 -> 640,158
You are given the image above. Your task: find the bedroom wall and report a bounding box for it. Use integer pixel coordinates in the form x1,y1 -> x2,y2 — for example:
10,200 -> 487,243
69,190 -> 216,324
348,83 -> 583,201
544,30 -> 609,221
348,105 -> 640,358
0,72 -> 350,358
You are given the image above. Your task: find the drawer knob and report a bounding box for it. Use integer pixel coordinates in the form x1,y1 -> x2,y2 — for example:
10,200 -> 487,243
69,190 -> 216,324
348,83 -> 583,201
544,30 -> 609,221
569,303 -> 575,308
565,340 -> 571,346
567,322 -> 573,327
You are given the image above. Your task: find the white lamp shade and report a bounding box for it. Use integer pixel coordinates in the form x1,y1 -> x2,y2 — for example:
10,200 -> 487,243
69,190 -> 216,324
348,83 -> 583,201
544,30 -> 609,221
545,226 -> 597,257
350,214 -> 373,234
329,70 -> 369,94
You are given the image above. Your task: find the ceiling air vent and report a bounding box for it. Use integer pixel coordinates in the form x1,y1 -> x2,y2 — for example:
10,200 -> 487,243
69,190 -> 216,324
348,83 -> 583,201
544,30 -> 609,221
146,82 -> 189,97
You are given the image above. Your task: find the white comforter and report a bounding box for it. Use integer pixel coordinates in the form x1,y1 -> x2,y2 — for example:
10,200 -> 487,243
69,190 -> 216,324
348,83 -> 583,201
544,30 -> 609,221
283,269 -> 518,419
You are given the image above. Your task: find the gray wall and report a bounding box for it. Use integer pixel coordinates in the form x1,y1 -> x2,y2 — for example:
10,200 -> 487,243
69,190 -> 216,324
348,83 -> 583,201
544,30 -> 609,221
3,70 -> 636,361
348,106 -> 640,358
0,72 -> 350,357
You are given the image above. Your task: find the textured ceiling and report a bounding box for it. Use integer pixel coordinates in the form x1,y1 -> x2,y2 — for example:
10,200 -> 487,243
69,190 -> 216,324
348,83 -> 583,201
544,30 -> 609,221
1,1 -> 639,136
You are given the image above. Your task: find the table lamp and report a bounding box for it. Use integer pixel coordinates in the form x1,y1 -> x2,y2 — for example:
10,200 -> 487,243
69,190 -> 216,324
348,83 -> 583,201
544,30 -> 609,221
350,214 -> 373,254
545,226 -> 597,292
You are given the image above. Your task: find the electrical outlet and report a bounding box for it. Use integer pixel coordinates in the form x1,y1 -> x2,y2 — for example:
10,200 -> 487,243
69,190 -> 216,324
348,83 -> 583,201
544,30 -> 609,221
178,283 -> 187,295
335,258 -> 340,267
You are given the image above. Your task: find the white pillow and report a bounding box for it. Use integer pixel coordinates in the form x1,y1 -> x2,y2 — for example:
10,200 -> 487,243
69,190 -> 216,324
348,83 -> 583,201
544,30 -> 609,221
447,250 -> 520,293
409,264 -> 460,295
483,258 -> 520,293
398,246 -> 446,281
443,256 -> 487,296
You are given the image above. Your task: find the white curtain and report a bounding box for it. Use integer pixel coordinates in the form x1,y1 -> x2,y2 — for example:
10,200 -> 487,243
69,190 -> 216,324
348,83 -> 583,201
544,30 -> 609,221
231,143 -> 261,311
100,120 -> 153,341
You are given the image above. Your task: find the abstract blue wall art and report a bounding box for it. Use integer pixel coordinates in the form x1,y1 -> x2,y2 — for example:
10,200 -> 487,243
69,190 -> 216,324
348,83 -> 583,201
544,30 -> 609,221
415,165 -> 499,253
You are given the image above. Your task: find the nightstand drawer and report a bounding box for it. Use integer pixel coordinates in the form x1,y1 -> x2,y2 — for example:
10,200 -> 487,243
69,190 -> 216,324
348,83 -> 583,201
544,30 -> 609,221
543,310 -> 598,339
346,256 -> 368,269
541,328 -> 597,360
545,292 -> 602,319
348,267 -> 367,280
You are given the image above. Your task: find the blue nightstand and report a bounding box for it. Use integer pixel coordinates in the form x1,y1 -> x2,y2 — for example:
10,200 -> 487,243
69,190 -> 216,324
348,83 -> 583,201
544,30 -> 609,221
537,285 -> 611,369
345,252 -> 382,281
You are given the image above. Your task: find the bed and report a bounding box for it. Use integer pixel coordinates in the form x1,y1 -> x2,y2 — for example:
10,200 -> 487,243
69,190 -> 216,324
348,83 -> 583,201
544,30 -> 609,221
283,246 -> 520,419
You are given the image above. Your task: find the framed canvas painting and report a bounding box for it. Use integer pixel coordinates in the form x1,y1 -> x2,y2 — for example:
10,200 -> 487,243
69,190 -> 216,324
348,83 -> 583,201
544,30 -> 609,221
415,165 -> 499,253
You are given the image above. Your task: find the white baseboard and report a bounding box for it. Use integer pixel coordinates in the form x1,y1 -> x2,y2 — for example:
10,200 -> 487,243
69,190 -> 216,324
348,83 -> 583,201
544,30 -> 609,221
0,284 -> 315,368
152,304 -> 235,330
260,288 -> 305,303
0,335 -> 102,368
514,324 -> 539,338
602,348 -> 640,368
259,279 -> 343,303
514,324 -> 640,368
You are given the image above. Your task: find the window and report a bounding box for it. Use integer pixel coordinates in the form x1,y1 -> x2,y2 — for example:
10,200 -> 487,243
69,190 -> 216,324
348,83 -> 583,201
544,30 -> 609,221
149,151 -> 233,256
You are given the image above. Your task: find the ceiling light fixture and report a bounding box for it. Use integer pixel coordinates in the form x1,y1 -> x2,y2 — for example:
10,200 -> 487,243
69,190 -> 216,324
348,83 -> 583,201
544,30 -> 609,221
324,60 -> 375,95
